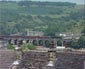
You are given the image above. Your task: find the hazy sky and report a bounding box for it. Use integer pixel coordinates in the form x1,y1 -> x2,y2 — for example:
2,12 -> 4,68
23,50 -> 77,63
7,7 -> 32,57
31,0 -> 85,4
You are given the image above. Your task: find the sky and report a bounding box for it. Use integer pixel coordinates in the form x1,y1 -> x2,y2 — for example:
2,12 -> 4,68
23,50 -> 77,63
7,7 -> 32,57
31,0 -> 85,4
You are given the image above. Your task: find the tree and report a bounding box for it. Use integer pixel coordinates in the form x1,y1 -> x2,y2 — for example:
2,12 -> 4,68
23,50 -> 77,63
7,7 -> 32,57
81,27 -> 85,36
78,27 -> 85,48
70,39 -> 81,49
77,27 -> 85,48
44,25 -> 60,36
78,36 -> 85,48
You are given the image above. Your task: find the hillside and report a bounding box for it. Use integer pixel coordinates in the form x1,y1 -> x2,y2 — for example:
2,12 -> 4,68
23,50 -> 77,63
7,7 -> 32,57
0,1 -> 84,36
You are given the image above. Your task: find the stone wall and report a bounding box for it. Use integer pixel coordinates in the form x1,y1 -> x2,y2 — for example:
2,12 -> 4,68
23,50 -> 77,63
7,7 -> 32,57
18,51 -> 85,69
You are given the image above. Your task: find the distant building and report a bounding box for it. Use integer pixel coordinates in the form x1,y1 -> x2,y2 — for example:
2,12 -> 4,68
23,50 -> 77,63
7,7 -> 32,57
56,32 -> 81,40
27,30 -> 44,36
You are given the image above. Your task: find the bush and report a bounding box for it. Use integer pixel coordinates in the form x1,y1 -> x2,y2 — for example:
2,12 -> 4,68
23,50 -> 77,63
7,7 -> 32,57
70,41 -> 81,49
21,44 -> 28,50
27,44 -> 36,50
78,36 -> 85,48
7,44 -> 15,49
21,43 -> 36,50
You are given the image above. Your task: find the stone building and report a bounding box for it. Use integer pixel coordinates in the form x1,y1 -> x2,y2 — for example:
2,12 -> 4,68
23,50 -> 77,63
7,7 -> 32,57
27,30 -> 44,36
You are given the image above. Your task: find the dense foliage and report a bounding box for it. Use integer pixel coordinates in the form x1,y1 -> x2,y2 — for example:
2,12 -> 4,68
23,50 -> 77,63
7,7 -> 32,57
70,27 -> 85,49
0,1 -> 84,36
78,27 -> 85,48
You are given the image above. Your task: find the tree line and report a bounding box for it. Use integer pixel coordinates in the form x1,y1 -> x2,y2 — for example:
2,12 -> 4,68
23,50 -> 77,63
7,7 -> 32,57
18,1 -> 76,7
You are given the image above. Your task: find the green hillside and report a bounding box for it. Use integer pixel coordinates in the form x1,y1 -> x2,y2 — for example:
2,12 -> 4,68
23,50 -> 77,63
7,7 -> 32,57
0,1 -> 84,36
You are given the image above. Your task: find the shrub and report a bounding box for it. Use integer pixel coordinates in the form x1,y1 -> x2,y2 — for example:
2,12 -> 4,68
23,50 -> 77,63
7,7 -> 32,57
70,41 -> 81,49
7,44 -> 15,49
21,43 -> 36,50
27,44 -> 36,50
